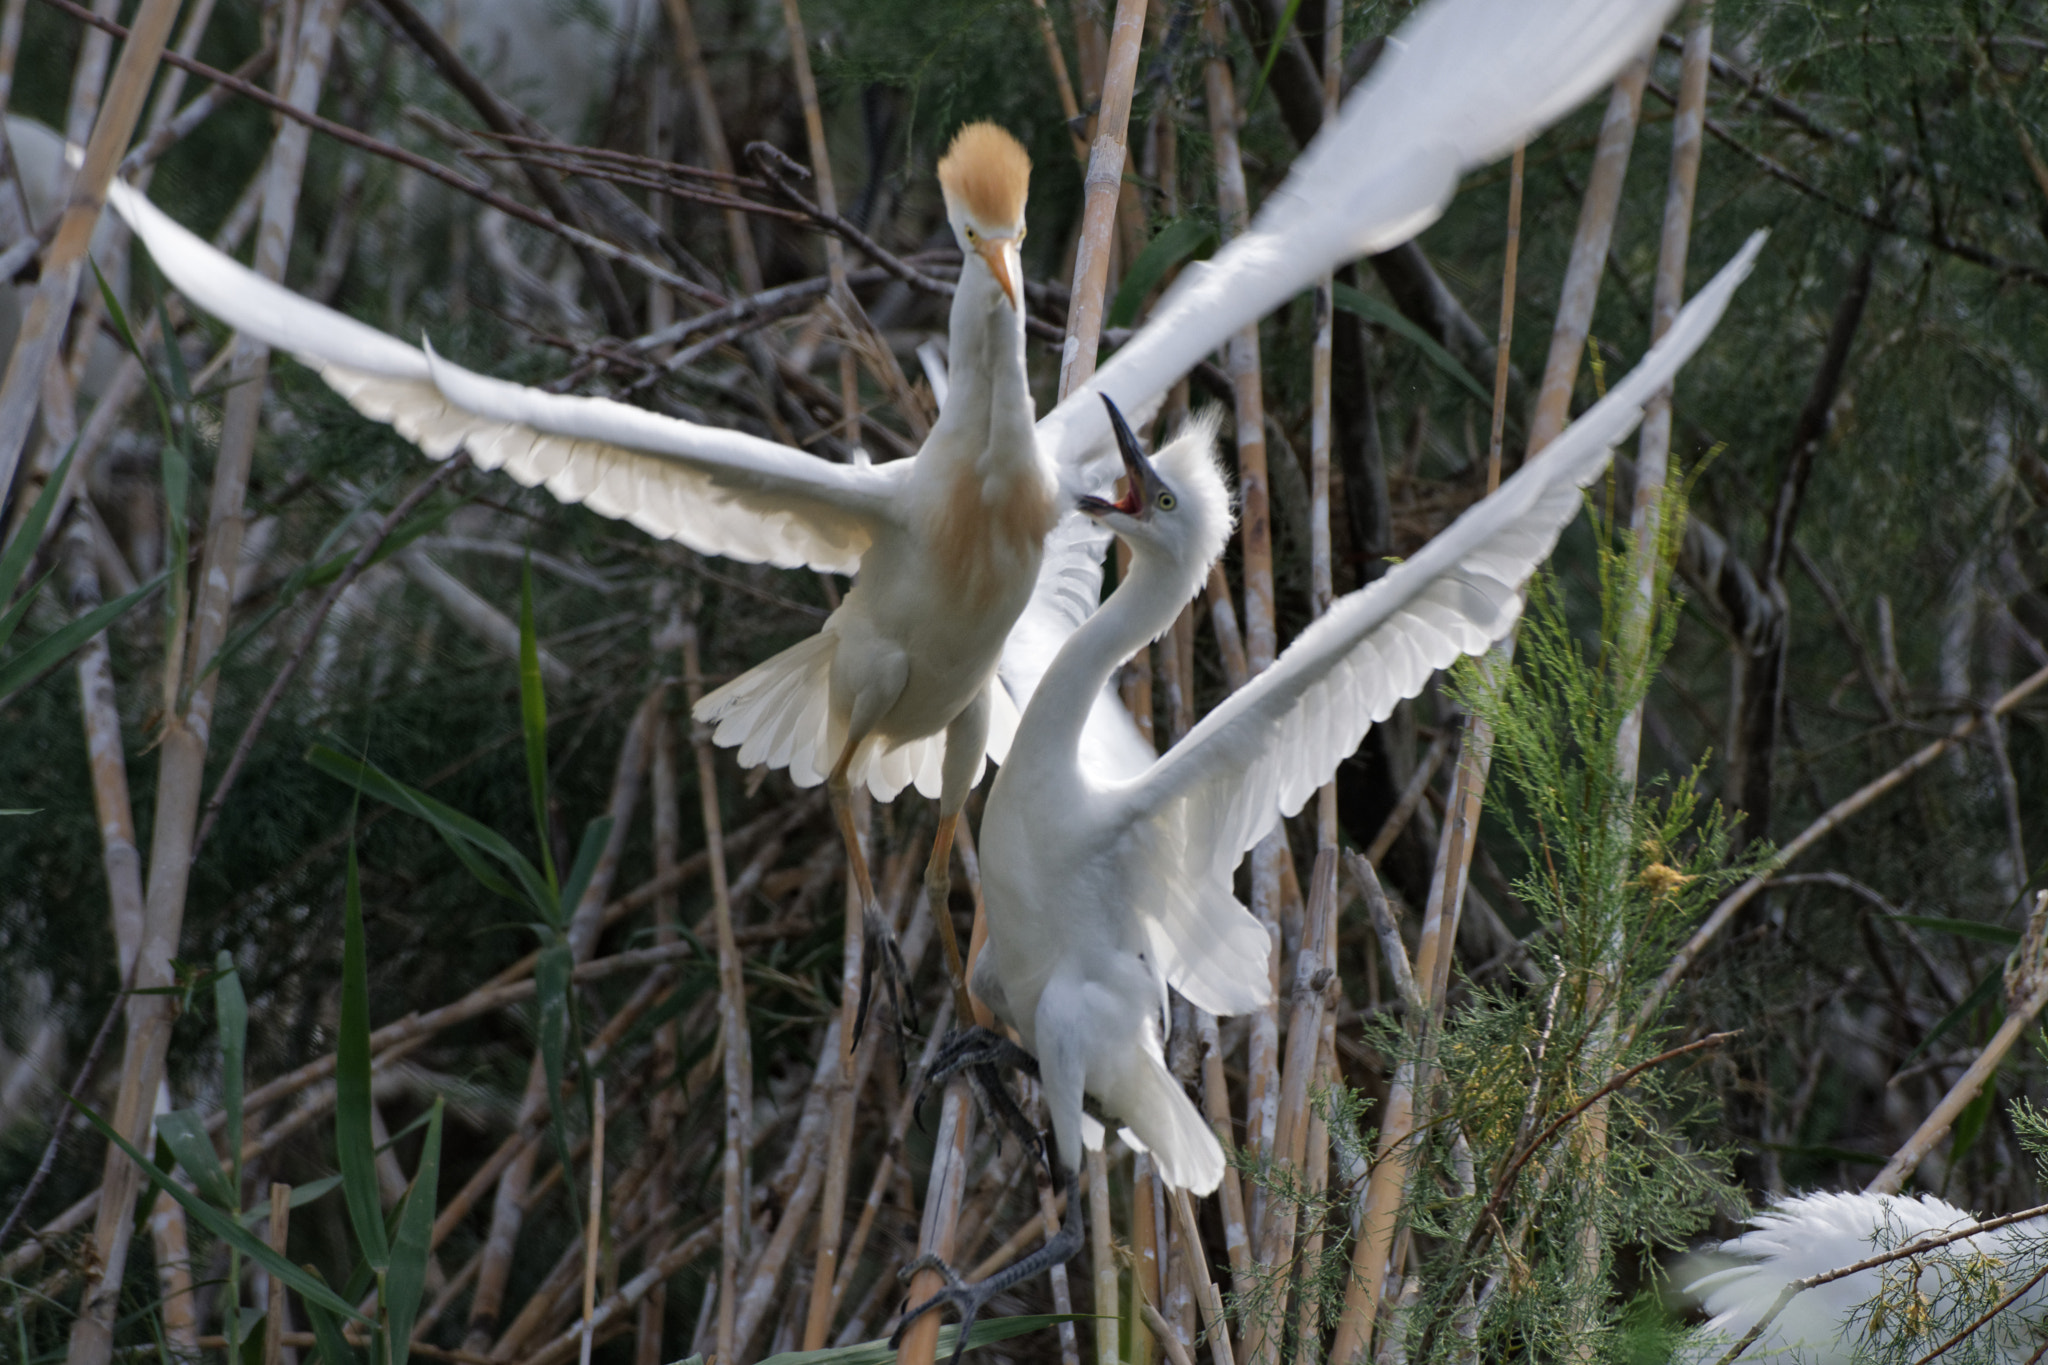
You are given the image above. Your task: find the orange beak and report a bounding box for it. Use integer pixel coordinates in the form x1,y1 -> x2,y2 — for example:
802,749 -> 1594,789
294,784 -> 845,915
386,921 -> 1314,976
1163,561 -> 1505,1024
976,235 -> 1022,310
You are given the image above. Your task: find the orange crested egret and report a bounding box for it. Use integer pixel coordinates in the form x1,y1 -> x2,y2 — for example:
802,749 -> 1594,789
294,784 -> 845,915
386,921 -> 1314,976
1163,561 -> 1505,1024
892,236 -> 1764,1353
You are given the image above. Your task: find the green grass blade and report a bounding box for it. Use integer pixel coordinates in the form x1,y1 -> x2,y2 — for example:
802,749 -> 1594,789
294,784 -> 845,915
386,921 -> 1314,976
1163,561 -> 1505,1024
535,939 -> 583,1230
337,840 -> 391,1271
0,569 -> 169,702
1242,0 -> 1306,117
0,447 -> 74,603
1334,283 -> 1495,406
383,1097 -> 443,1365
153,1108 -> 236,1208
1106,219 -> 1215,330
214,951 -> 246,1189
1891,913 -> 2021,945
0,565 -> 56,658
557,817 -> 613,925
305,744 -> 551,913
518,558 -> 559,894
1903,965 -> 2001,1067
752,1314 -> 1097,1365
239,1175 -> 344,1228
302,1290 -> 358,1365
68,1096 -> 367,1322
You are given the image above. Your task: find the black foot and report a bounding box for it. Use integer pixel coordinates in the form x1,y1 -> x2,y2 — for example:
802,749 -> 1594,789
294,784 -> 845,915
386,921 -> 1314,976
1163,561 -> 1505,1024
853,903 -> 919,1059
917,1027 -> 1048,1173
889,1164 -> 1086,1365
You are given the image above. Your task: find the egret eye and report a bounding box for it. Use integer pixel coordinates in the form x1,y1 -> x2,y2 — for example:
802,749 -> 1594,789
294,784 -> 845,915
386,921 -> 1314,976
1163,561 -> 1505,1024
1018,225 -> 1028,242
965,226 -> 980,243
1157,490 -> 1177,511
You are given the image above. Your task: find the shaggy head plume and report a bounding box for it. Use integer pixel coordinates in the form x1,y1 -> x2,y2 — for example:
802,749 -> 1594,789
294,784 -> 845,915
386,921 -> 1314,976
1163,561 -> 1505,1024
937,122 -> 1031,229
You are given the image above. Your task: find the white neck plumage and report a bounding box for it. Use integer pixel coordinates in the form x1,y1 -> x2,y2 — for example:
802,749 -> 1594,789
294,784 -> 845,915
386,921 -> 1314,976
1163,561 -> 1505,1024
934,256 -> 1027,450
1009,534 -> 1208,774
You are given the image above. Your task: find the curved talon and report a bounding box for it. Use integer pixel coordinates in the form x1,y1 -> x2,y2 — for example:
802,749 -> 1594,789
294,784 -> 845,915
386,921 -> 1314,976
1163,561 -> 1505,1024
853,904 -> 919,1067
887,1166 -> 1087,1365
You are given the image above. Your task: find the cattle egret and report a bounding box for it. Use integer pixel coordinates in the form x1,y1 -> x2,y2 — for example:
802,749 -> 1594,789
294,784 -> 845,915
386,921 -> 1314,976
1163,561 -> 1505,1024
1683,1191 -> 2048,1364
103,0 -> 1683,1030
894,235 -> 1764,1348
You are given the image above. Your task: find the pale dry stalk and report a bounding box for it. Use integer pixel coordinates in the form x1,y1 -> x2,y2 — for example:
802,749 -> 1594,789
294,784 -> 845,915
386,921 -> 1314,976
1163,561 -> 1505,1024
659,0 -> 762,291
264,1182 -> 290,1365
0,0 -> 180,500
680,621 -> 749,1365
891,1080 -> 978,1365
1059,0 -> 1148,397
637,705 -> 683,1365
1171,1186 -> 1238,1365
61,10 -> 344,1364
73,492 -> 196,1354
1089,1146 -> 1118,1365
469,693 -> 657,1354
1030,0 -> 1089,162
580,1080 -> 606,1365
1132,1152 -> 1159,1365
803,795 -> 871,1347
1197,4 -> 1289,1262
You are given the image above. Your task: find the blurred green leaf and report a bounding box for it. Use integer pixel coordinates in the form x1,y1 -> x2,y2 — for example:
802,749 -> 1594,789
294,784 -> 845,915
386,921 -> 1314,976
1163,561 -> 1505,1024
518,558 -> 559,896
1904,966 -> 2002,1066
214,951 -> 246,1190
303,1290 -> 357,1365
536,938 -> 583,1231
1106,218 -> 1215,330
154,1108 -> 235,1209
69,1097 -> 366,1322
239,1176 -> 344,1228
383,1097 -> 443,1365
1892,914 -> 2021,945
1334,282 -> 1494,405
306,744 -> 552,913
0,447 -> 72,610
337,839 -> 391,1271
0,568 -> 167,702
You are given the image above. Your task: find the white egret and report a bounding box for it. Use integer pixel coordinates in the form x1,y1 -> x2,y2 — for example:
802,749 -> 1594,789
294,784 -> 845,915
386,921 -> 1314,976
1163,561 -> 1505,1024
106,123 -> 1047,1028
893,235 -> 1764,1347
103,0 -> 1682,1031
1683,1191 -> 2048,1364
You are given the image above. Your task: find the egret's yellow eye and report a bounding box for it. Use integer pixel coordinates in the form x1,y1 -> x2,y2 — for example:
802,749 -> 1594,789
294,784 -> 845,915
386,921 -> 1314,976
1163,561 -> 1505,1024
1018,225 -> 1028,242
1157,490 -> 1176,511
965,226 -> 980,243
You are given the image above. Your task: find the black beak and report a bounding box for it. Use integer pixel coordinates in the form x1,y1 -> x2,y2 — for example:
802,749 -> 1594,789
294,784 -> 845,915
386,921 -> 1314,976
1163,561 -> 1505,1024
1076,395 -> 1153,517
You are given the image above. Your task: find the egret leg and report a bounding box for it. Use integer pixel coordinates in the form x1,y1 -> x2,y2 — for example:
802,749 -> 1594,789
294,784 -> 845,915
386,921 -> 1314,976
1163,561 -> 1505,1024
829,741 -> 915,1048
920,1025 -> 1046,1165
889,1161 -> 1086,1365
924,812 -> 976,1021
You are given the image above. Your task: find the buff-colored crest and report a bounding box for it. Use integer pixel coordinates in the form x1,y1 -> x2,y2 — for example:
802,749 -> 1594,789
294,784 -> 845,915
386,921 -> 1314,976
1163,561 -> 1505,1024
937,123 -> 1031,228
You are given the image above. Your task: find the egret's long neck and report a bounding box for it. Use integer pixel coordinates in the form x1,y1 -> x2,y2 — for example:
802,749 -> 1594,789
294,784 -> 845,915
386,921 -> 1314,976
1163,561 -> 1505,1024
933,254 -> 1033,472
1010,537 -> 1202,773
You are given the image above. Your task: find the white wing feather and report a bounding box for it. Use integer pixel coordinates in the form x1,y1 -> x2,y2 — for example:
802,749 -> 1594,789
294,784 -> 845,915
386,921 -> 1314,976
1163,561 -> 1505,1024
1034,0 -> 1685,481
1120,234 -> 1764,896
107,179 -> 902,574
1679,1191 -> 2048,1364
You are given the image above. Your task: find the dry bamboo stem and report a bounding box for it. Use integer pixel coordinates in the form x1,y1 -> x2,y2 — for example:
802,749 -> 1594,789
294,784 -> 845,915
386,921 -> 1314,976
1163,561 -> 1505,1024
1088,1146 -> 1118,1365
1060,0 -> 1146,396
1200,0 -> 1287,1271
892,1079 -> 977,1365
1132,1152 -> 1159,1365
1171,1187 -> 1237,1365
62,11 -> 342,1363
678,620 -> 749,1365
468,696 -> 656,1352
637,703 -> 682,1365
0,0 -> 180,500
803,787 -> 872,1347
777,0 -> 861,447
1636,654 -> 2048,1035
263,1181 -> 290,1365
1030,0 -> 1088,163
580,1081 -> 606,1365
660,0 -> 763,292
1328,104 -> 1544,1365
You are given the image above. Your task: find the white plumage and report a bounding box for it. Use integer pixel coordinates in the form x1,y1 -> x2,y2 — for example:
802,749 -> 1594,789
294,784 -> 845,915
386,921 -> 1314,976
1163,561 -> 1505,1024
1682,1191 -> 2048,1364
975,238 -> 1762,1199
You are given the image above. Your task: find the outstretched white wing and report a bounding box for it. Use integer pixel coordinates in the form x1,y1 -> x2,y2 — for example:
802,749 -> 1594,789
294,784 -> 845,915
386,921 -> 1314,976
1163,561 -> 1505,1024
109,181 -> 904,574
1118,236 -> 1764,927
1033,0 -> 1682,480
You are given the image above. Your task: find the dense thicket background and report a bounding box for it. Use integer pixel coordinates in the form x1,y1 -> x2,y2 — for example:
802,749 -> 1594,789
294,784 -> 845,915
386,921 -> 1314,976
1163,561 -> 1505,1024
3,1 -> 2047,1362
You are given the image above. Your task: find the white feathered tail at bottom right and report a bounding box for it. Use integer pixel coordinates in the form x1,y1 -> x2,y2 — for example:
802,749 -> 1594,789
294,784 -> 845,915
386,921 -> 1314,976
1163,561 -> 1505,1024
1681,1190 -> 2048,1364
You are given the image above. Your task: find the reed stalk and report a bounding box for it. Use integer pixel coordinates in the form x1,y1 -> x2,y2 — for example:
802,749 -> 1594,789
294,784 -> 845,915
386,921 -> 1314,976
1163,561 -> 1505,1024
1059,0 -> 1147,396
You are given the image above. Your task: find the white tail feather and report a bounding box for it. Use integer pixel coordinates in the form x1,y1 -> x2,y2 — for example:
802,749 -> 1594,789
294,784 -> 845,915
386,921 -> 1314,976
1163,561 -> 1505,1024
1113,1051 -> 1224,1195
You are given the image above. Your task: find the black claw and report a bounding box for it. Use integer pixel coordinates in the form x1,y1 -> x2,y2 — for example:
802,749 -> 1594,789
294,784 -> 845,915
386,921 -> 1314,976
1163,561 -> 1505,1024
852,905 -> 919,1073
915,1027 -> 1050,1173
887,1165 -> 1086,1365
